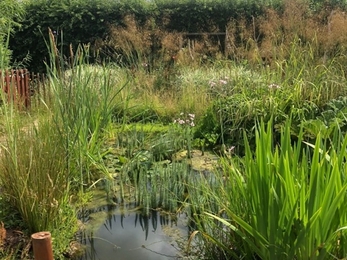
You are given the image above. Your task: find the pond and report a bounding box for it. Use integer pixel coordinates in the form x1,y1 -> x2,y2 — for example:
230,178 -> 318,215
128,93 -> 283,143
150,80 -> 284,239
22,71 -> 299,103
77,193 -> 199,260
76,148 -> 218,259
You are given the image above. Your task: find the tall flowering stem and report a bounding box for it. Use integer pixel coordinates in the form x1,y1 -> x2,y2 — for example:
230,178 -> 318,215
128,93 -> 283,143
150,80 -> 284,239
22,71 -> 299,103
173,112 -> 195,158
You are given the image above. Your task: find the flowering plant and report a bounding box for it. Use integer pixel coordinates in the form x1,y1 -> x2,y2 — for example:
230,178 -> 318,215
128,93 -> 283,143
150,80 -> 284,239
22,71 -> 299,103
173,112 -> 195,127
208,76 -> 231,97
173,112 -> 195,158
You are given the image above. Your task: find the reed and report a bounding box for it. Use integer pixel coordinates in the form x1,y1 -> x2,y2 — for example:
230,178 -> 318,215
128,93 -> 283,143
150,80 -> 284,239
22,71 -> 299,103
45,29 -> 128,191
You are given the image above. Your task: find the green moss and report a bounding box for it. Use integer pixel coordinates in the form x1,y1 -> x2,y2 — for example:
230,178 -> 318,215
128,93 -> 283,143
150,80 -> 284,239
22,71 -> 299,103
114,123 -> 171,135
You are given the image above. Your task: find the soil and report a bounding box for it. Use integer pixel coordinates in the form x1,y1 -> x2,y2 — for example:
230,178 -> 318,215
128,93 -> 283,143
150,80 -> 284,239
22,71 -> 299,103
0,223 -> 83,259
0,222 -> 32,259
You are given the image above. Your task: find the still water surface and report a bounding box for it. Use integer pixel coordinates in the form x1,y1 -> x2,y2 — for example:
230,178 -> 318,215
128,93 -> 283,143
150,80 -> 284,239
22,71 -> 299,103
79,204 -> 191,260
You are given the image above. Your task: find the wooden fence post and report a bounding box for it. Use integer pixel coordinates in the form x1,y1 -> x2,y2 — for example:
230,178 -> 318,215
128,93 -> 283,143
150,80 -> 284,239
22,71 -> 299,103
31,231 -> 54,260
21,69 -> 30,108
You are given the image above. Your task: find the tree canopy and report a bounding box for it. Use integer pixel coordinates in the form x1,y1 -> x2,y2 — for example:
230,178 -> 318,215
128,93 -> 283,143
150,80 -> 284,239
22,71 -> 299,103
0,0 -> 25,67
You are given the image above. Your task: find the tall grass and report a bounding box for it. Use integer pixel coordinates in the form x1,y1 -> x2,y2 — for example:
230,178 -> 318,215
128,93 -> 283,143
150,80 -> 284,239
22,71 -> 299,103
0,34 -> 77,257
0,117 -> 77,256
191,119 -> 347,259
0,28 -> 129,258
45,29 -> 128,190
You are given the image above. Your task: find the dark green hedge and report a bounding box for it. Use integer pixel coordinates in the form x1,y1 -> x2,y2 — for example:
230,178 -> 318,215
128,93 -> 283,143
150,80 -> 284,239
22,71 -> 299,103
10,0 -> 155,71
9,0 -> 347,72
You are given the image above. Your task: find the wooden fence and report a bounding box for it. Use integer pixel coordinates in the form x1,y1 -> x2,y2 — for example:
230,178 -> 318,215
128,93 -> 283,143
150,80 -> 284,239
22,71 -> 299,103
0,69 -> 48,109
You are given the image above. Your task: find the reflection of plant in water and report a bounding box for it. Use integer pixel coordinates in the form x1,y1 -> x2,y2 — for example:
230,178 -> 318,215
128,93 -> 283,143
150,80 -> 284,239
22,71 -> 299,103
79,122 -> 214,258
79,203 -> 194,259
101,125 -> 191,212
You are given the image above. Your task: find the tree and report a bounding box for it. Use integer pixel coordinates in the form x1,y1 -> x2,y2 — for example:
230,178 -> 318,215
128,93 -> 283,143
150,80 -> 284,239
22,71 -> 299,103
0,0 -> 25,68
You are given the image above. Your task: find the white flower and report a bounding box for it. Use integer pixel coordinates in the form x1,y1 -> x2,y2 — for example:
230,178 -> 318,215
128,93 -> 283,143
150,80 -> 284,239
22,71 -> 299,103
228,146 -> 235,153
268,83 -> 280,89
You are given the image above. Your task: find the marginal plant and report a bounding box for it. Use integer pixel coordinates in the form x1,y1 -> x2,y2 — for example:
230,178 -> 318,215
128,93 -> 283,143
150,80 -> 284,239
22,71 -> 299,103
46,29 -> 126,190
199,118 -> 347,259
0,117 -> 77,258
173,112 -> 195,158
106,123 -> 192,212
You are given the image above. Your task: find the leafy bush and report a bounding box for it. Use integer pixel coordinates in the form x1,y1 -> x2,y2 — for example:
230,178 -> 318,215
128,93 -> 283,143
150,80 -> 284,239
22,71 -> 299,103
13,0 -> 347,72
10,0 -> 128,71
0,0 -> 24,68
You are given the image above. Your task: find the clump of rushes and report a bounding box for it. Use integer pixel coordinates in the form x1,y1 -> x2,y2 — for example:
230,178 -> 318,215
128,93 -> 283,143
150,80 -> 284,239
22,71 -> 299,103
46,28 -> 126,191
0,116 -> 77,258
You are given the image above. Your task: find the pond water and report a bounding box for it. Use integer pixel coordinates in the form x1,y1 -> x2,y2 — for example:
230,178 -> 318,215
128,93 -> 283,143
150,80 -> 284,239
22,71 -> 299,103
76,149 -> 217,260
78,200 -> 197,260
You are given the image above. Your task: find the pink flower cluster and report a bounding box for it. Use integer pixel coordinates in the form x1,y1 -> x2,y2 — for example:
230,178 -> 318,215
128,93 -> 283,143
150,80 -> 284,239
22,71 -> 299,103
209,76 -> 229,87
174,112 -> 195,127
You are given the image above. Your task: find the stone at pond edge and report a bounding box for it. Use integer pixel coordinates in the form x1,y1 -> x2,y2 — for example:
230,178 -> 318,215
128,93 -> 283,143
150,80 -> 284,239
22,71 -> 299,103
65,241 -> 85,258
172,149 -> 219,173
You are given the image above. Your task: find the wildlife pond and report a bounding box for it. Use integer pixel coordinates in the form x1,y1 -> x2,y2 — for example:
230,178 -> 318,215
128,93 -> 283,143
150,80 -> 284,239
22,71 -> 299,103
77,191 -> 199,260
77,147 -> 218,260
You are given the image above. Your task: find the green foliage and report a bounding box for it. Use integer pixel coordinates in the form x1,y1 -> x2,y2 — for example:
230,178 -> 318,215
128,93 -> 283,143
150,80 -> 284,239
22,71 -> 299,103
300,96 -> 347,143
0,0 -> 24,35
9,0 -> 157,72
0,117 -> 78,258
0,0 -> 24,68
45,36 -> 126,190
192,119 -> 347,259
194,106 -> 220,147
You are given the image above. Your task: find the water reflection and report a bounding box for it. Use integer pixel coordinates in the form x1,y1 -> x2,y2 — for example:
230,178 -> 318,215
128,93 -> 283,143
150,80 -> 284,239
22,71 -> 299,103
78,204 -> 190,260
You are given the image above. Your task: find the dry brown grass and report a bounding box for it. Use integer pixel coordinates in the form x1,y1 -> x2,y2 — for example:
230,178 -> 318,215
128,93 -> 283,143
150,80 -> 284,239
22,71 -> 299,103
106,14 -> 183,65
89,0 -> 347,70
256,0 -> 317,64
107,15 -> 152,59
224,0 -> 347,66
102,1 -> 347,68
322,10 -> 347,54
105,14 -> 229,68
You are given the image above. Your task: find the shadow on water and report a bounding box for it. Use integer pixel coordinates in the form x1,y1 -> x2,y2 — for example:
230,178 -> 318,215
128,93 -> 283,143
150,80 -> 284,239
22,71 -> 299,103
78,202 -> 194,260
